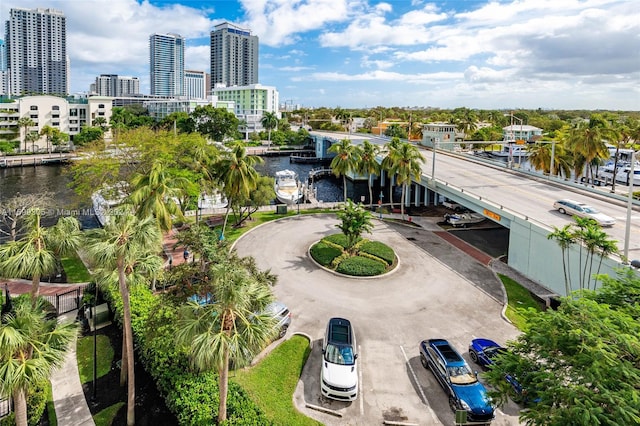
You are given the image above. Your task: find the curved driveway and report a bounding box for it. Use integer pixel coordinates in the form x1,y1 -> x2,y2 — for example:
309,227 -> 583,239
234,214 -> 521,426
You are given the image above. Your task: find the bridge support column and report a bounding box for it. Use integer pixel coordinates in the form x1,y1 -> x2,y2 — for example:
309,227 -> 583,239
414,183 -> 421,207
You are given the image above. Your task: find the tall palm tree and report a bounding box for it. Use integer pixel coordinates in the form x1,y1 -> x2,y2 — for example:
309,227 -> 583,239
40,125 -> 55,154
0,296 -> 77,426
260,112 -> 278,148
381,137 -> 402,208
0,211 -> 81,301
128,160 -> 188,232
547,225 -> 576,297
215,142 -> 263,239
356,140 -> 380,208
329,138 -> 359,202
85,214 -> 162,426
389,142 -> 423,219
175,259 -> 277,423
17,117 -> 35,153
566,120 -> 611,184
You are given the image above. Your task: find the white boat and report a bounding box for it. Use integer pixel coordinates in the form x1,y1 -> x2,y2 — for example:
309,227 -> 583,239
444,212 -> 486,227
198,191 -> 227,210
597,162 -> 640,186
489,143 -> 530,158
91,183 -> 128,227
274,170 -> 303,204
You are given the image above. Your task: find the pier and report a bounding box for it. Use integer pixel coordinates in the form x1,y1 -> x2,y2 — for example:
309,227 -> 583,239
0,153 -> 74,168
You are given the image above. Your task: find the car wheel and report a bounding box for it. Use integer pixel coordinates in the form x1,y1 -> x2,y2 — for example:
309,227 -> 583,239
469,350 -> 479,364
420,354 -> 429,369
448,396 -> 458,413
278,325 -> 288,339
558,208 -> 566,214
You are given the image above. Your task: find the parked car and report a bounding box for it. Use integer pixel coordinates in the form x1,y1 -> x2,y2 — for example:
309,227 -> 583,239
420,339 -> 494,423
469,338 -> 538,404
321,317 -> 358,401
553,199 -> 616,227
443,199 -> 466,212
264,301 -> 291,339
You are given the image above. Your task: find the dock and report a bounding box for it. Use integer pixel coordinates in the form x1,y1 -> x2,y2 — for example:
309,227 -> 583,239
0,153 -> 74,168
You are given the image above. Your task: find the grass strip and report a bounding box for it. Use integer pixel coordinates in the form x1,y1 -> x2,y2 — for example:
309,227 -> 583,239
232,335 -> 322,426
498,273 -> 543,330
93,402 -> 124,426
76,334 -> 114,384
60,251 -> 92,283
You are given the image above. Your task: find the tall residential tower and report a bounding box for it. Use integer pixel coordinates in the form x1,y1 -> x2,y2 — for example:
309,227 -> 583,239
210,22 -> 258,87
149,33 -> 185,96
5,8 -> 68,96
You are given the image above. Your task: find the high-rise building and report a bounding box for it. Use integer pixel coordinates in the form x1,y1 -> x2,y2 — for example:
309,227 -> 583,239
93,74 -> 140,96
5,8 -> 68,96
0,40 -> 6,71
210,22 -> 258,87
184,70 -> 207,99
149,33 -> 185,96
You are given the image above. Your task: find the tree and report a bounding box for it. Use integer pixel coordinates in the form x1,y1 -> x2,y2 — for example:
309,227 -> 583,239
40,125 -> 55,154
389,142 -> 423,219
329,138 -> 359,202
175,259 -> 278,423
381,137 -> 403,209
0,192 -> 54,242
0,211 -> 81,301
128,159 -> 188,232
73,126 -> 104,146
190,105 -> 239,142
260,112 -> 278,148
92,116 -> 108,132
229,175 -> 276,228
17,117 -> 35,153
0,295 -> 78,426
356,140 -> 380,208
547,225 -> 576,297
215,142 -> 263,239
566,117 -> 612,184
84,213 -> 162,426
335,200 -> 374,252
484,274 -> 640,426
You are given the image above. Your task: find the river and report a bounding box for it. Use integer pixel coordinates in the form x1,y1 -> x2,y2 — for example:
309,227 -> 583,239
0,155 -> 344,231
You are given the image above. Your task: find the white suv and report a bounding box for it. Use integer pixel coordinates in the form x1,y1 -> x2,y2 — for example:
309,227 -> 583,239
321,317 -> 358,401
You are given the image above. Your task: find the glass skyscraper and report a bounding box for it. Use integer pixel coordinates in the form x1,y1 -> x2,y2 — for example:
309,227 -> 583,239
5,8 -> 68,96
149,33 -> 185,96
210,22 -> 258,87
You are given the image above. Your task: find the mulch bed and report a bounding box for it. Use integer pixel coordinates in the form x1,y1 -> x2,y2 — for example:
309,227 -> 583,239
81,324 -> 177,426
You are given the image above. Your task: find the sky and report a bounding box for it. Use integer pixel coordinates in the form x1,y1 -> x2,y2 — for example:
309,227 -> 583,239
1,0 -> 639,110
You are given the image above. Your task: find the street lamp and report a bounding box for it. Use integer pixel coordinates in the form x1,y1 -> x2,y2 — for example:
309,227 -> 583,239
431,138 -> 439,184
623,150 -> 638,262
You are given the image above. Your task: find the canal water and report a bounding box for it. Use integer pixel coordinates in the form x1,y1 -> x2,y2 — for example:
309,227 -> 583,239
0,155 -> 344,232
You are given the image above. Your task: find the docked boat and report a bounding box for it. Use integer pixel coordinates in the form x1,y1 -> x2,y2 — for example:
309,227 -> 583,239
444,212 -> 486,228
488,144 -> 530,158
597,162 -> 640,186
91,183 -> 128,227
274,170 -> 303,204
198,191 -> 228,210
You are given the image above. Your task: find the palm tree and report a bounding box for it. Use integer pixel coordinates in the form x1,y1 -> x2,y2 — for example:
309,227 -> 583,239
92,116 -> 108,132
329,138 -> 359,202
260,112 -> 278,148
547,225 -> 576,297
566,120 -> 611,184
0,296 -> 77,426
17,117 -> 35,153
40,125 -> 55,154
381,137 -> 402,208
175,259 -> 277,423
0,211 -> 81,301
85,213 -> 162,426
389,142 -> 423,219
128,160 -> 188,232
356,140 -> 380,208
215,142 -> 263,239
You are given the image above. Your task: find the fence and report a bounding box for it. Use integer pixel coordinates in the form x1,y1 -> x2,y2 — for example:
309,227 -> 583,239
0,397 -> 11,419
42,286 -> 85,316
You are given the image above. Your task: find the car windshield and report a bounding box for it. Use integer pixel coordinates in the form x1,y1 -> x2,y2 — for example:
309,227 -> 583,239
448,365 -> 477,385
484,346 -> 503,358
325,343 -> 355,365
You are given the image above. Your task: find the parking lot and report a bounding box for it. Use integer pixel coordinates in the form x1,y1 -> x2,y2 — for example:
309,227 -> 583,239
233,214 -> 522,425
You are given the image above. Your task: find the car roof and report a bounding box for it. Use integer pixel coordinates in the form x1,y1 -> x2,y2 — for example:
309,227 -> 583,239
327,317 -> 353,345
429,339 -> 465,365
472,338 -> 501,349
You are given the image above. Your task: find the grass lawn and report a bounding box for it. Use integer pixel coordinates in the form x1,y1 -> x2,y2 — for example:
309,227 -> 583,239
60,251 -> 92,283
76,334 -> 114,384
232,335 -> 322,426
498,274 -> 544,330
45,380 -> 57,426
93,402 -> 124,426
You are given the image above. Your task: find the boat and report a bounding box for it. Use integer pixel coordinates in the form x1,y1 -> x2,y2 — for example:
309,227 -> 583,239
274,170 -> 303,204
597,161 -> 640,186
488,144 -> 530,158
444,212 -> 486,228
91,183 -> 128,226
198,191 -> 227,210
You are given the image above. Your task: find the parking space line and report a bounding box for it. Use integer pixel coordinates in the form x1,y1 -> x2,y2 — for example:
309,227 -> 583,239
359,344 -> 364,416
400,345 -> 428,405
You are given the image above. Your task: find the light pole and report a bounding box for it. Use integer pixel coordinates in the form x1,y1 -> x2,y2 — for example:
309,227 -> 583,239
431,138 -> 439,184
623,150 -> 637,262
91,282 -> 98,402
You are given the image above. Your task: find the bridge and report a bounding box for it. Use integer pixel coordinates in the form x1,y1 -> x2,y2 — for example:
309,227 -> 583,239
309,130 -> 640,297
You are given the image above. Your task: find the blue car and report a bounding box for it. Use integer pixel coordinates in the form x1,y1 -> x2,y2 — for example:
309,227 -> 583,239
420,339 -> 494,423
469,338 -> 537,403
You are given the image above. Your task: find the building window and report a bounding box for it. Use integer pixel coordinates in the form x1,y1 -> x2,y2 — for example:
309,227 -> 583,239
30,106 -> 38,111
52,105 -> 60,110
98,104 -> 105,108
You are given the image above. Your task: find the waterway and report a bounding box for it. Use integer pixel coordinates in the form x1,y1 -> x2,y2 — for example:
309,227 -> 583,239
0,156 -> 344,232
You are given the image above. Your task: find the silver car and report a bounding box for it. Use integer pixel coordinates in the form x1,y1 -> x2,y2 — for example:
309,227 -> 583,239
553,199 -> 616,226
264,301 -> 291,339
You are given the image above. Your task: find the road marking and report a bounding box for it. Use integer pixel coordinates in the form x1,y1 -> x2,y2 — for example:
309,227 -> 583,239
359,344 -> 364,416
399,345 -> 439,424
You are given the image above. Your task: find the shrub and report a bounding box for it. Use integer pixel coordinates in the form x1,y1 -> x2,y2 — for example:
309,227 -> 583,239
323,233 -> 350,248
360,241 -> 395,266
335,256 -> 387,276
309,241 -> 342,266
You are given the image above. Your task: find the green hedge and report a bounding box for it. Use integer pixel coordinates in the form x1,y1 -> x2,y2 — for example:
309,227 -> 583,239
360,241 -> 395,266
323,233 -> 350,249
335,256 -> 387,276
102,284 -> 271,425
309,241 -> 342,266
